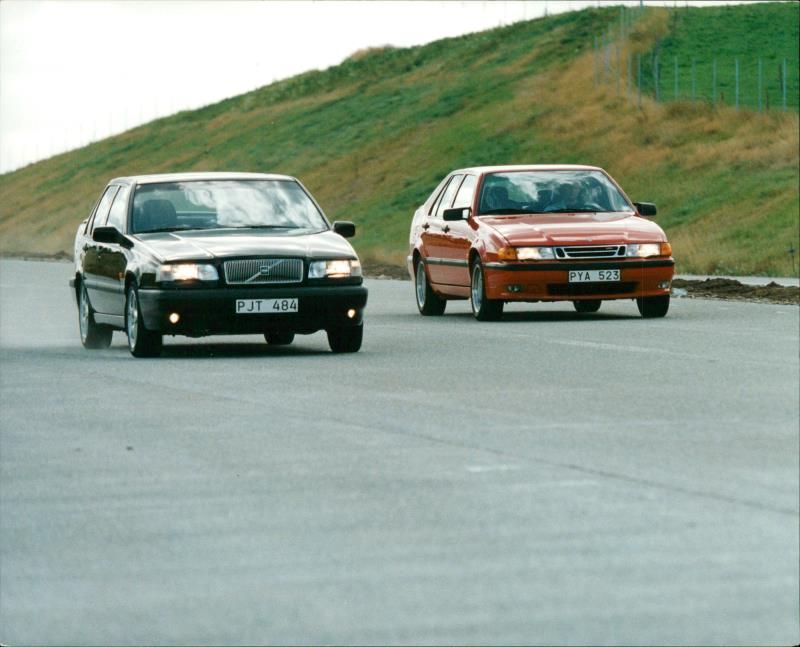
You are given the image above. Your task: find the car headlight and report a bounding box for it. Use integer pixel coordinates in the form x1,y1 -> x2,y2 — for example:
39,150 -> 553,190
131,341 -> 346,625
308,259 -> 362,279
626,243 -> 671,258
516,246 -> 556,261
156,263 -> 219,282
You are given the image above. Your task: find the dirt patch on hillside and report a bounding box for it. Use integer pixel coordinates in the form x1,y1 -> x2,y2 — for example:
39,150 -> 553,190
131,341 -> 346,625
363,263 -> 799,305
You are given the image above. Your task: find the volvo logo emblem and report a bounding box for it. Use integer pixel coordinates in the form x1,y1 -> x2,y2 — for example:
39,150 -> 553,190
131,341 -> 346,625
260,260 -> 284,275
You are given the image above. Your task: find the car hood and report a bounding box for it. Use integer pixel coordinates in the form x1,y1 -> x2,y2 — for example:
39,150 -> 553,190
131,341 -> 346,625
477,212 -> 666,245
133,229 -> 358,262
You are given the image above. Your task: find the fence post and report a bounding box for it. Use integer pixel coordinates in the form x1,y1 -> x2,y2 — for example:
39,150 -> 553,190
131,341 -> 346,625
627,54 -> 632,97
783,58 -> 787,111
712,59 -> 717,106
674,56 -> 679,100
637,53 -> 642,108
735,58 -> 739,110
654,54 -> 660,102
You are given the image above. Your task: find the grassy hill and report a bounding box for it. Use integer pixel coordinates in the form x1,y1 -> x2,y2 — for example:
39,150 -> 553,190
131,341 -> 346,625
639,1 -> 799,109
1,3 -> 798,276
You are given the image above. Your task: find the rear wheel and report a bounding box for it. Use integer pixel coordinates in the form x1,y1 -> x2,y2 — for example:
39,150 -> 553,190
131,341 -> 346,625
637,295 -> 670,318
327,323 -> 363,353
415,258 -> 446,316
78,281 -> 112,349
126,283 -> 163,357
573,299 -> 602,314
470,261 -> 503,321
264,331 -> 295,345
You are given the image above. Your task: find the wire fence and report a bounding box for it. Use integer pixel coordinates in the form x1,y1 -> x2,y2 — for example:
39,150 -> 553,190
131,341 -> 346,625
593,7 -> 800,112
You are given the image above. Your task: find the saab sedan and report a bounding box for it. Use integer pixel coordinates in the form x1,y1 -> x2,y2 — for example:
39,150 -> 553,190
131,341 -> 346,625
408,165 -> 673,320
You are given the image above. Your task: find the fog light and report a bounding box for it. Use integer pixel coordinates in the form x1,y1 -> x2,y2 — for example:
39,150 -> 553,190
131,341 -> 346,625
168,312 -> 180,324
658,281 -> 671,290
507,284 -> 522,293
347,308 -> 357,319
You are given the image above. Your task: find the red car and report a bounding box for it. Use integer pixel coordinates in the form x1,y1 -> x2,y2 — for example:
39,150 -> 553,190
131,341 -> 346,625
407,165 -> 674,320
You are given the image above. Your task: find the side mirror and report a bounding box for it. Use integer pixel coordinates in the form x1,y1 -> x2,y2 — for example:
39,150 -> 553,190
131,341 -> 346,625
442,207 -> 471,222
332,221 -> 356,238
93,226 -> 133,248
633,202 -> 657,217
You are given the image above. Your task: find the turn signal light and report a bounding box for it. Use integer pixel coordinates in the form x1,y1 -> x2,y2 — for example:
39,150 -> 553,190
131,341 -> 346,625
661,242 -> 673,256
497,247 -> 518,261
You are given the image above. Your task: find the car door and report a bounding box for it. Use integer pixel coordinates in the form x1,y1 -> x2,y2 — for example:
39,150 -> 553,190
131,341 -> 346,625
99,184 -> 132,317
437,174 -> 477,287
82,184 -> 119,313
421,174 -> 463,286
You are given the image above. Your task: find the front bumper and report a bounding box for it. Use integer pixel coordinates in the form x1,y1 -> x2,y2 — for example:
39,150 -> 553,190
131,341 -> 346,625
137,284 -> 368,336
483,259 -> 675,301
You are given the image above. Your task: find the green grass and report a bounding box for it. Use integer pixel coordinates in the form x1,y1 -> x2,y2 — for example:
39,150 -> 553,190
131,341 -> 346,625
638,2 -> 799,110
0,3 -> 797,277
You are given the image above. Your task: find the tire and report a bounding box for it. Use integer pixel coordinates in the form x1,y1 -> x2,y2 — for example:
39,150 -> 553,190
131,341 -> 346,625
78,281 -> 113,349
414,258 -> 446,316
125,282 -> 163,357
573,299 -> 602,314
264,331 -> 295,345
470,261 -> 503,321
327,323 -> 363,353
637,295 -> 670,318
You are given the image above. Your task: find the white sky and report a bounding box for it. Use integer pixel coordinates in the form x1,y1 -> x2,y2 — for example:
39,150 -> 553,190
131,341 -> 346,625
0,0 -> 765,174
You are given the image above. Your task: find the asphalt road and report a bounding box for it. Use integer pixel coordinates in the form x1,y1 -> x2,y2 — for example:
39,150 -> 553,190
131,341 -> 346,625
1,259 -> 798,646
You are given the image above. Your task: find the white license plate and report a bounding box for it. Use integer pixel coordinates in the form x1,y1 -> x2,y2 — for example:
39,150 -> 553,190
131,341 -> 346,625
236,298 -> 298,314
568,269 -> 620,283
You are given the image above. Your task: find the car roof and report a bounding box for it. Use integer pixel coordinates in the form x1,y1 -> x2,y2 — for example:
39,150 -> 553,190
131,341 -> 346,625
107,172 -> 297,185
450,164 -> 604,175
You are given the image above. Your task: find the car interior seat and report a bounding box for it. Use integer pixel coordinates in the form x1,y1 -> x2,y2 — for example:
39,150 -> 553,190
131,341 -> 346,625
135,199 -> 178,232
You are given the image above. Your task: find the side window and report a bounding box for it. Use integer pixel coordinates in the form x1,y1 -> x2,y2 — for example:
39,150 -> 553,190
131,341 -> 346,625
428,177 -> 452,216
88,185 -> 119,233
452,175 -> 477,210
106,185 -> 131,232
435,174 -> 464,218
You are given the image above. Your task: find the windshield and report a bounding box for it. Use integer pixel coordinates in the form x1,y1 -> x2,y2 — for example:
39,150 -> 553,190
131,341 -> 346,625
477,170 -> 633,215
131,179 -> 328,234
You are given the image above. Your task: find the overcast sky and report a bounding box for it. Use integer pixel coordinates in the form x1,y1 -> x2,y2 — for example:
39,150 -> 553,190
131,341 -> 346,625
0,0 -> 765,174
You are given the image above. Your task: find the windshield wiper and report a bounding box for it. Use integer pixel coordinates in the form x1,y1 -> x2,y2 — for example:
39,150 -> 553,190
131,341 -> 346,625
139,226 -> 194,234
546,207 -> 600,213
479,208 -> 548,215
238,225 -> 301,230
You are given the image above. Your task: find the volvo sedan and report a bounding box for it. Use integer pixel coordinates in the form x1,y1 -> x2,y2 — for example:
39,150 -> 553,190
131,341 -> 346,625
72,172 -> 367,356
407,165 -> 674,320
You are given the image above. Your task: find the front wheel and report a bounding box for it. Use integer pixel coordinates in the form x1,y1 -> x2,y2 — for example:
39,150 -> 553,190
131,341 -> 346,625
126,283 -> 163,357
415,258 -> 446,316
573,299 -> 602,314
637,295 -> 670,318
327,323 -> 363,353
470,261 -> 503,321
78,281 -> 112,349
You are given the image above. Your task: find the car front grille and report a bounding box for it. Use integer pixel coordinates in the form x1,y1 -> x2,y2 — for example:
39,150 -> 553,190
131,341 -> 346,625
223,258 -> 304,285
555,245 -> 626,259
547,282 -> 637,296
